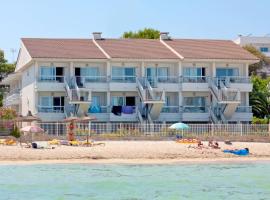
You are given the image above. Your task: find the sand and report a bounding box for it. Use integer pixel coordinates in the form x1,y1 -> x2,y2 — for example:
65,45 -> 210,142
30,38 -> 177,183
0,141 -> 270,164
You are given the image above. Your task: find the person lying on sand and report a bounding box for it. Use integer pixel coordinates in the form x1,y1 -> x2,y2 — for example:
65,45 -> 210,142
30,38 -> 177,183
223,148 -> 249,156
208,140 -> 220,149
188,140 -> 208,149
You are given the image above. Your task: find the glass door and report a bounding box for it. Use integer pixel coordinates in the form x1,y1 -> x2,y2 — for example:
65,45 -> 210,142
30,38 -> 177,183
146,67 -> 157,87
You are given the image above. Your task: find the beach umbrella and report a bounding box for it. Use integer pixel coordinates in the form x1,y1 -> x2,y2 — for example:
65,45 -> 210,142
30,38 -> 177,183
169,122 -> 189,130
63,116 -> 79,122
20,125 -> 44,142
15,111 -> 41,122
169,122 -> 189,137
75,116 -> 96,146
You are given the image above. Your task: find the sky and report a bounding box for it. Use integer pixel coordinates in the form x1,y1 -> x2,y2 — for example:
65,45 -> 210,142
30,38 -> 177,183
1,0 -> 270,62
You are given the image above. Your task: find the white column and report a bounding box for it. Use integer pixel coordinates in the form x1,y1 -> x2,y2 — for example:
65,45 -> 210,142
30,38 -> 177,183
246,92 -> 249,106
141,61 -> 145,77
212,62 -> 216,77
107,91 -> 110,107
33,61 -> 38,114
106,61 -> 111,80
70,61 -> 74,78
245,63 -> 249,76
178,61 -> 182,76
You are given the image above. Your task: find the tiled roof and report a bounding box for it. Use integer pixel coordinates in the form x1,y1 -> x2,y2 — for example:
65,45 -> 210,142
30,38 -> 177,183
164,39 -> 258,60
21,38 -> 258,61
94,39 -> 179,59
22,38 -> 107,59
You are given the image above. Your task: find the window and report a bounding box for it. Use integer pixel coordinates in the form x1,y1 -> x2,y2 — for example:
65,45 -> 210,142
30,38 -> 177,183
112,67 -> 135,82
260,47 -> 269,52
216,68 -> 239,77
39,96 -> 64,112
158,67 -> 169,81
40,67 -> 56,81
112,96 -> 124,106
183,67 -> 205,77
81,67 -> 100,82
92,96 -> 100,106
184,97 -> 206,112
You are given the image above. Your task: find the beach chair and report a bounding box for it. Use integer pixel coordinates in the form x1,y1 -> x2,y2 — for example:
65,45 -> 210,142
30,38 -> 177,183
5,139 -> 17,146
0,139 -> 6,145
48,139 -> 60,145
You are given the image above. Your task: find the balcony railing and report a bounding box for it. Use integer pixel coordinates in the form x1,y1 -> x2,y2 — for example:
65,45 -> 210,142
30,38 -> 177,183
183,106 -> 208,113
180,76 -> 208,83
157,76 -> 179,83
235,106 -> 252,113
76,76 -> 107,84
161,106 -> 179,113
38,105 -> 64,113
37,76 -> 64,83
215,76 -> 251,84
111,76 -> 136,83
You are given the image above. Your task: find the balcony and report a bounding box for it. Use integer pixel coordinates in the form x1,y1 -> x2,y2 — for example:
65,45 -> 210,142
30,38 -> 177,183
230,106 -> 253,122
4,88 -> 21,106
215,76 -> 252,92
37,105 -> 65,121
36,76 -> 65,91
181,76 -> 209,91
76,76 -> 108,90
109,76 -> 137,91
159,106 -> 180,121
182,106 -> 210,122
88,106 -> 109,121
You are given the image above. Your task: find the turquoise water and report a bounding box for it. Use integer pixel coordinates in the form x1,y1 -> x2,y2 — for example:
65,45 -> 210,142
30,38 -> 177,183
0,163 -> 270,200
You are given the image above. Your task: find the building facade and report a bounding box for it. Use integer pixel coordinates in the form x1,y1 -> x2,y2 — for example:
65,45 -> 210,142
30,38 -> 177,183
1,33 -> 258,123
234,35 -> 270,75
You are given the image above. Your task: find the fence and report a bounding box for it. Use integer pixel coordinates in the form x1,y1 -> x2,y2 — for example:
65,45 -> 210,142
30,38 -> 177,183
34,122 -> 270,138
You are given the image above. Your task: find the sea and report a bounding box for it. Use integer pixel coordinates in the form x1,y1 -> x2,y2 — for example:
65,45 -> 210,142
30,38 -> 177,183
0,162 -> 269,200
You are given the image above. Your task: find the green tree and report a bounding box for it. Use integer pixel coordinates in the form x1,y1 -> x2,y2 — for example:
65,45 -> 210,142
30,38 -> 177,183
249,76 -> 270,119
243,45 -> 270,76
0,50 -> 15,106
122,28 -> 160,39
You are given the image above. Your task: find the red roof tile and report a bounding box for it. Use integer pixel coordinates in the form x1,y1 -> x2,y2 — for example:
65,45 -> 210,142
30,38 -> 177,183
96,39 -> 179,59
164,39 -> 258,60
22,38 -> 107,59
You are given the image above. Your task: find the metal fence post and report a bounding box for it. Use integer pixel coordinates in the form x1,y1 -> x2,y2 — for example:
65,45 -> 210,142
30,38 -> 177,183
56,122 -> 59,136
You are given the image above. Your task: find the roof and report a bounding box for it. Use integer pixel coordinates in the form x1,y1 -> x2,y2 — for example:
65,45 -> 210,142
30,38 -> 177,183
164,39 -> 258,60
95,39 -> 179,59
21,38 -> 107,59
20,37 -> 258,61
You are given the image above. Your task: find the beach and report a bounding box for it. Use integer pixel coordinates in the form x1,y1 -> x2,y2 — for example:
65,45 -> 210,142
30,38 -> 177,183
0,141 -> 270,164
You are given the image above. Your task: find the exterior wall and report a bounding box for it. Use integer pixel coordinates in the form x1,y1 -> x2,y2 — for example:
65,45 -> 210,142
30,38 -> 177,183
15,42 -> 32,72
21,64 -> 36,116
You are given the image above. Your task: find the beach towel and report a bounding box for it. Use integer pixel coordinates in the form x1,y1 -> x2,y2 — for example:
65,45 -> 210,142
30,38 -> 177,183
122,106 -> 134,114
223,149 -> 249,156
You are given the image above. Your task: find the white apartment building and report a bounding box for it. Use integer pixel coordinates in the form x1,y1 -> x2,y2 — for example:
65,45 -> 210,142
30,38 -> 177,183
234,35 -> 270,58
1,32 -> 258,124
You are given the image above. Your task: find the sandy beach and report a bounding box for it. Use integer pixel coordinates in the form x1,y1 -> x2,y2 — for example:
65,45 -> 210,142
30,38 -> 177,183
0,141 -> 270,164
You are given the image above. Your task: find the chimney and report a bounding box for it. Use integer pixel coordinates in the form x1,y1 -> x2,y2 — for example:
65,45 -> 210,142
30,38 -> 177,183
92,32 -> 102,40
160,32 -> 170,40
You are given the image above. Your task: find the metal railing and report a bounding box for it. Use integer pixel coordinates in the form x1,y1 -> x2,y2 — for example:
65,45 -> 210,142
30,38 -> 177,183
180,76 -> 208,83
182,106 -> 208,113
33,122 -> 270,137
111,76 -> 136,83
235,106 -> 252,113
37,76 -> 65,83
157,76 -> 179,83
76,76 -> 107,84
37,105 -> 64,113
216,76 -> 251,84
161,106 -> 179,113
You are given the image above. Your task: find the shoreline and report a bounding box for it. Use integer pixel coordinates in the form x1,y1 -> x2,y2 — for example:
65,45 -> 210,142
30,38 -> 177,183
1,157 -> 270,165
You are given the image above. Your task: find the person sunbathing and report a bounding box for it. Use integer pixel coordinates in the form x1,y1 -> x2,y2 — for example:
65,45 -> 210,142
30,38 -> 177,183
223,148 -> 249,156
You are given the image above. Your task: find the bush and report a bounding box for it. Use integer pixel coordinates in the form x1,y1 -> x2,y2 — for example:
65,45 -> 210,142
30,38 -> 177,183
10,126 -> 20,138
252,117 -> 269,124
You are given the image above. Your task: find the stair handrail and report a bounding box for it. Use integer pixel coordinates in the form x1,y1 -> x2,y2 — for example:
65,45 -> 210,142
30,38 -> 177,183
209,78 -> 221,101
136,78 -> 146,100
147,112 -> 153,124
146,79 -> 155,100
136,107 -> 144,123
209,106 -> 219,124
73,77 -> 81,100
64,78 -> 72,100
